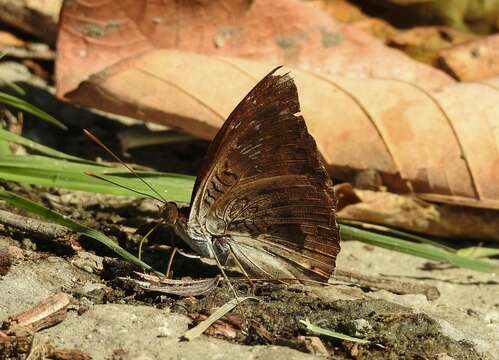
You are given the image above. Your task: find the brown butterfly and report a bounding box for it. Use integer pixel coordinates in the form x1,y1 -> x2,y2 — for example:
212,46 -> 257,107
164,67 -> 340,282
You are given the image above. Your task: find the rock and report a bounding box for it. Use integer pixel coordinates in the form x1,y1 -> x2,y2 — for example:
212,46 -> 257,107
71,251 -> 104,274
345,319 -> 372,337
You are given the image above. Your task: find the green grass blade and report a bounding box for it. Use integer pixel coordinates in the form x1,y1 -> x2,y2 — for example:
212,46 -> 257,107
457,246 -> 499,259
0,128 -> 89,162
340,224 -> 498,273
338,219 -> 455,252
0,154 -> 195,202
0,189 -> 161,275
0,153 -> 107,171
0,92 -> 67,130
299,319 -> 370,344
0,167 -> 194,203
2,82 -> 26,95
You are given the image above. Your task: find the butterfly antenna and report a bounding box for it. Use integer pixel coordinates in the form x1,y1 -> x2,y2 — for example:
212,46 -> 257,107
85,172 -> 164,203
208,242 -> 240,302
83,129 -> 167,203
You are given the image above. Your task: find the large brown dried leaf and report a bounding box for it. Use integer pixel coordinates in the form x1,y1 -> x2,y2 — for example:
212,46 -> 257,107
56,0 -> 453,100
57,49 -> 499,208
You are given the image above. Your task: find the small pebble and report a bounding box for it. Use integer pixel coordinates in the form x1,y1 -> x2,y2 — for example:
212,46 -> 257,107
346,318 -> 372,337
158,320 -> 171,337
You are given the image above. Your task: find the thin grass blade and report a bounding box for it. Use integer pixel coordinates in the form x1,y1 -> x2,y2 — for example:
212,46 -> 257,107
457,246 -> 499,259
0,129 -> 88,162
299,319 -> 369,344
0,93 -> 66,130
340,224 -> 498,273
1,82 -> 26,95
338,219 -> 455,252
0,154 -> 195,202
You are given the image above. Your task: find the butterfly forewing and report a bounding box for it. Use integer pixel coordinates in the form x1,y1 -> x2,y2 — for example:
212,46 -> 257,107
188,68 -> 340,281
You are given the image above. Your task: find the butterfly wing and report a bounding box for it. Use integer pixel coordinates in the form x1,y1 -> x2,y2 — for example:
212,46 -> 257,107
188,68 -> 340,281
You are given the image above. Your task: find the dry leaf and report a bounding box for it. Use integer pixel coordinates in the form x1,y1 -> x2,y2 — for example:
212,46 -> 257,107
0,31 -> 25,47
389,26 -> 477,66
338,189 -> 499,243
55,49 -> 499,208
350,17 -> 398,44
0,0 -> 62,44
313,0 -> 397,43
356,0 -> 499,34
55,0 -> 453,100
438,34 -> 499,81
310,0 -> 368,24
190,314 -> 238,339
296,336 -> 330,357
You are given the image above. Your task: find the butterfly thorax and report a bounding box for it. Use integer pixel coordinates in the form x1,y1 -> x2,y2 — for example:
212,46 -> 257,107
173,215 -> 230,262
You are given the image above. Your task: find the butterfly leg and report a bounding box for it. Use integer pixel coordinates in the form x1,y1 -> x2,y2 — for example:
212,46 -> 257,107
209,237 -> 240,301
226,242 -> 256,294
137,219 -> 164,260
165,247 -> 177,278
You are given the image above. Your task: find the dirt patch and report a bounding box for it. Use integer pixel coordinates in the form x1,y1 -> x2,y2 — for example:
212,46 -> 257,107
88,257 -> 483,359
167,284 -> 479,359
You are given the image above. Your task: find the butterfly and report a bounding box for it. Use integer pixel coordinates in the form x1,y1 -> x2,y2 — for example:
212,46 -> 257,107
164,67 -> 340,283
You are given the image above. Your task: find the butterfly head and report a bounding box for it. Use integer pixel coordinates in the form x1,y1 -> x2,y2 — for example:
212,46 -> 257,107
160,201 -> 181,225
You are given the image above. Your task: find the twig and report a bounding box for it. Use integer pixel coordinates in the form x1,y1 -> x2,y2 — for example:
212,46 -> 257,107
0,209 -> 71,238
333,269 -> 440,301
1,293 -> 71,358
0,209 -> 80,249
0,329 -> 32,356
3,293 -> 71,333
120,273 -> 220,297
0,247 -> 12,276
